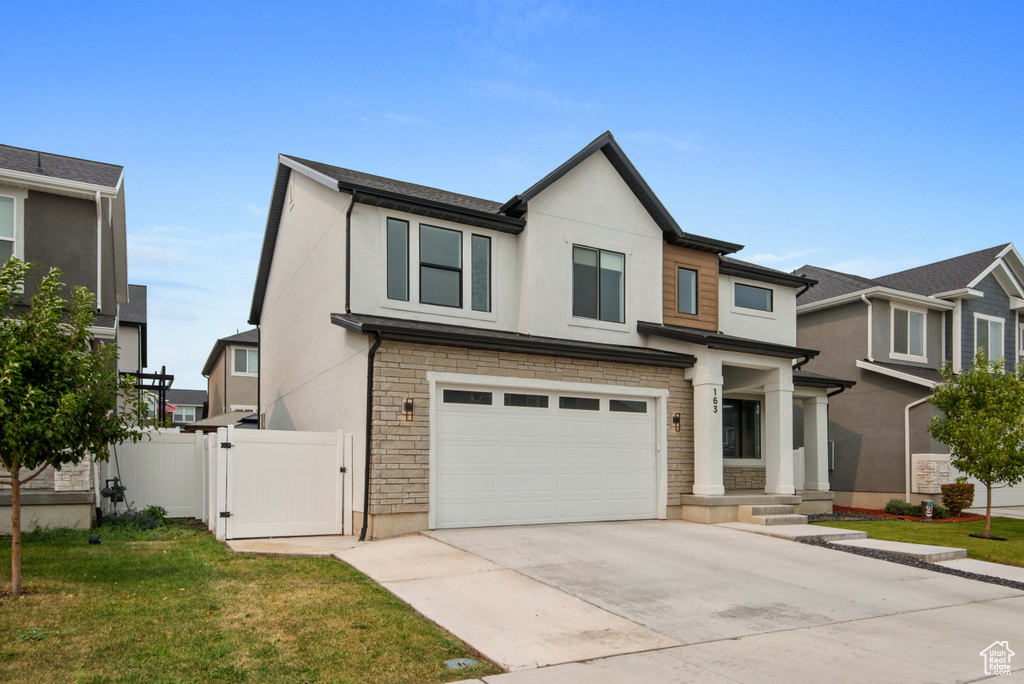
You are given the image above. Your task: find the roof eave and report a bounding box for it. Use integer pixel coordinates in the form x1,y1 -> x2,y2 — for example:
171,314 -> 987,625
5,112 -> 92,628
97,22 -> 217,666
798,287 -> 956,314
637,321 -> 819,360
719,260 -> 816,288
0,168 -> 119,199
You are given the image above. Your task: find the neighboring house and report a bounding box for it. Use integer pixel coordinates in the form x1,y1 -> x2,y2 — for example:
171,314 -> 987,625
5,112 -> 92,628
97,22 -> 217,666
117,284 -> 148,376
202,329 -> 259,419
0,143 -> 129,532
249,131 -> 852,539
165,389 -> 208,427
795,244 -> 1024,508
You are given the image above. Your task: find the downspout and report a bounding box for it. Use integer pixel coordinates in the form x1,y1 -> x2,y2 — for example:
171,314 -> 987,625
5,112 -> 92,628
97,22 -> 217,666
256,326 -> 261,428
345,190 -> 356,314
359,331 -> 383,541
223,347 -> 228,414
95,191 -> 103,312
796,282 -> 812,298
861,294 -> 874,361
794,353 -> 812,371
826,386 -> 847,398
905,396 -> 930,501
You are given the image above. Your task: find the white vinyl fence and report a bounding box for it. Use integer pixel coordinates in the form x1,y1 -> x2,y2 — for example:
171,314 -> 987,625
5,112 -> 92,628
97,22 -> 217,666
105,426 -> 354,540
102,430 -> 207,520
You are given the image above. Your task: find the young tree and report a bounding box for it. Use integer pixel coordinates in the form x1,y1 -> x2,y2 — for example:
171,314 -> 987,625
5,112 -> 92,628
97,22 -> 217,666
0,258 -> 146,595
928,352 -> 1024,537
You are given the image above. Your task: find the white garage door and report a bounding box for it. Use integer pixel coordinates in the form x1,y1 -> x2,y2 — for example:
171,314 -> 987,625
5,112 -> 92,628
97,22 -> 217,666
968,479 -> 1024,508
433,384 -> 658,529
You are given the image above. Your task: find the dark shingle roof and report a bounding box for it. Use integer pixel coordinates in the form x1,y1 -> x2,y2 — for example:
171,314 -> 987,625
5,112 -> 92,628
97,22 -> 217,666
166,389 -> 207,406
120,284 -> 147,325
0,144 -> 123,188
875,244 -> 1009,296
282,155 -> 504,214
792,368 -> 856,389
793,265 -> 880,305
201,328 -> 258,377
221,328 -> 259,344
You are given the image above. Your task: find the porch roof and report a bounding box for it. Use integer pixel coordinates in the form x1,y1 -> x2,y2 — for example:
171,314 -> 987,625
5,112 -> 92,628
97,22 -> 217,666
637,321 -> 820,361
792,368 -> 856,390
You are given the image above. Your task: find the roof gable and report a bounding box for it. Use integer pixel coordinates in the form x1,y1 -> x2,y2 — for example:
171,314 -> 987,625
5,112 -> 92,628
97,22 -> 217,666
500,131 -> 741,255
874,244 -> 1010,296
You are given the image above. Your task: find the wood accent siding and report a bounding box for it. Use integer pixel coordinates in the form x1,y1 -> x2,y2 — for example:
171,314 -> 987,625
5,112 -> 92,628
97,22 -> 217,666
663,244 -> 718,330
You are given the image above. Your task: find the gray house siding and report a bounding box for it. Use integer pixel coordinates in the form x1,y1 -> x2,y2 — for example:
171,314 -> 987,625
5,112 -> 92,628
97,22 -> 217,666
23,191 -> 100,310
961,273 -> 1015,371
871,299 -> 944,368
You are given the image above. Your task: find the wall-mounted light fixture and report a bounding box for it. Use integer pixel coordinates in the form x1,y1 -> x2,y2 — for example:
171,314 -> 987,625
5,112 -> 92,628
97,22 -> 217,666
403,399 -> 414,421
672,413 -> 681,432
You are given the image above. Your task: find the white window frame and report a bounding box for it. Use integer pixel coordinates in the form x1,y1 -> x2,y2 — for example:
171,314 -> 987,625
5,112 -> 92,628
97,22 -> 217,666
729,278 -> 777,320
890,304 -> 927,362
379,211 -> 497,323
0,191 -> 25,263
565,234 -> 631,332
231,346 -> 258,377
975,313 -> 1005,364
173,406 -> 197,423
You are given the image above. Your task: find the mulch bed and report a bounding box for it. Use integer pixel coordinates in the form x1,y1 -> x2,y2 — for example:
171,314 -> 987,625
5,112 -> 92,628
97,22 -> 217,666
824,505 -> 984,523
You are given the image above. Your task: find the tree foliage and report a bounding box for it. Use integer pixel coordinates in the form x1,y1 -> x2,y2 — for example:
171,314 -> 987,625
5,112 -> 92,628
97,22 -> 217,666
928,352 -> 1024,536
0,258 -> 146,595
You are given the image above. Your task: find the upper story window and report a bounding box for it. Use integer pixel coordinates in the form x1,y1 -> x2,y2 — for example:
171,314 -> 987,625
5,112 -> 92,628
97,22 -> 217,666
735,283 -> 773,312
173,406 -> 197,423
0,196 -> 14,262
677,267 -> 698,315
892,306 -> 926,361
386,218 -> 491,313
975,314 -> 1004,364
572,245 -> 624,323
386,218 -> 409,301
233,348 -> 258,376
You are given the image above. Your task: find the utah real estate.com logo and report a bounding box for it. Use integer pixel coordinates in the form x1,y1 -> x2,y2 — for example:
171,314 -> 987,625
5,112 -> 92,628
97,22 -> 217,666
980,641 -> 1014,676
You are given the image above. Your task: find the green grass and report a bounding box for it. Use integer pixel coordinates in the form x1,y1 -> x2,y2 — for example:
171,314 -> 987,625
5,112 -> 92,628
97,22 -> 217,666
814,517 -> 1024,568
0,520 -> 501,683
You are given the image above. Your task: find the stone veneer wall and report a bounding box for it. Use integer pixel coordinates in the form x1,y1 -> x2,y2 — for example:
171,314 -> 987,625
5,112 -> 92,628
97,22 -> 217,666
723,466 -> 766,491
1,457 -> 94,493
370,341 -> 694,518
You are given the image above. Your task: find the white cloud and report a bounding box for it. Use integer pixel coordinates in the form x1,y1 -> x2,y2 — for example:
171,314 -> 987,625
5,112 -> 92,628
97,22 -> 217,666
622,132 -> 702,153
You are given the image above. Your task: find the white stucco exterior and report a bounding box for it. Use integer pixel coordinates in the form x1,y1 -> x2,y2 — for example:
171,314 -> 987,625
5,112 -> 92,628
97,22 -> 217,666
718,274 -> 798,346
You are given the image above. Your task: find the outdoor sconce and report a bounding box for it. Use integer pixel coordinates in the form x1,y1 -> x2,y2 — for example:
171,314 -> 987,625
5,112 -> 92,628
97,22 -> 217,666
403,399 -> 414,421
672,413 -> 681,432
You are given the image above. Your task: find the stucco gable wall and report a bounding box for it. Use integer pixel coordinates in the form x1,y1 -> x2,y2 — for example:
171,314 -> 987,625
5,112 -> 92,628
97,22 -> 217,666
522,152 -> 663,344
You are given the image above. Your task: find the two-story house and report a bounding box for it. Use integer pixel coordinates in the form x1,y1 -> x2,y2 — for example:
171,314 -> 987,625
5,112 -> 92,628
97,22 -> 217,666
199,328 -> 259,428
249,132 -> 851,539
0,143 -> 130,532
795,244 -> 1024,509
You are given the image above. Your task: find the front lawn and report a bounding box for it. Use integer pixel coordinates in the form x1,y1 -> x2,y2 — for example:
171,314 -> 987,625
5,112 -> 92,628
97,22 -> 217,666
0,521 -> 500,683
814,517 -> 1024,568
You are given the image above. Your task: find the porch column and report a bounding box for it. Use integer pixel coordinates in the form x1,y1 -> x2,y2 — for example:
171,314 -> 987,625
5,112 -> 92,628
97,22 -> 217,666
764,374 -> 795,495
803,396 -> 830,491
690,358 -> 724,496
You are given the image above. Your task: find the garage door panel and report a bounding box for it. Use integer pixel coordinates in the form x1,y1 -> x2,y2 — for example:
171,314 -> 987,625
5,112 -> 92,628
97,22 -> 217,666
434,383 -> 659,529
439,444 -> 499,465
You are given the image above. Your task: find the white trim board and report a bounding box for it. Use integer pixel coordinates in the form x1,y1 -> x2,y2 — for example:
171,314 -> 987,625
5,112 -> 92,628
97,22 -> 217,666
856,359 -> 937,389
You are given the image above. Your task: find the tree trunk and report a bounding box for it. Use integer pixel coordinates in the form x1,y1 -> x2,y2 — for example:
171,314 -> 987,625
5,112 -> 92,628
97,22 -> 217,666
985,482 -> 993,538
10,463 -> 21,597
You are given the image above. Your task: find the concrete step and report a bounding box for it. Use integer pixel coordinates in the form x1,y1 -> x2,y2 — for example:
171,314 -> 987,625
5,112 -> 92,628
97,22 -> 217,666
831,538 -> 968,562
755,514 -> 809,526
718,522 -> 868,541
738,504 -> 807,526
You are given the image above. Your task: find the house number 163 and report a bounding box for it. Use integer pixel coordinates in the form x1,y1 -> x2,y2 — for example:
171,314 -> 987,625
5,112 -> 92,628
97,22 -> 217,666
712,388 -> 718,413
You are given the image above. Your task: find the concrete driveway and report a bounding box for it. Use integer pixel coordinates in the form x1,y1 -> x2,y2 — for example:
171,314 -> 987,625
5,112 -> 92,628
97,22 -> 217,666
335,520 -> 1023,683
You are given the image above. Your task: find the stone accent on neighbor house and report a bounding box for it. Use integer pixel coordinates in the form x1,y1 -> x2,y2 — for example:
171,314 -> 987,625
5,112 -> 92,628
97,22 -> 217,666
723,466 -> 766,491
369,341 -> 695,523
54,455 -> 93,492
911,453 -> 953,495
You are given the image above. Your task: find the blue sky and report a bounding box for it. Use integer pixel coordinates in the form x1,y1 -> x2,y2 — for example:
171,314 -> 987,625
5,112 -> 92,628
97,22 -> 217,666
5,1 -> 1023,388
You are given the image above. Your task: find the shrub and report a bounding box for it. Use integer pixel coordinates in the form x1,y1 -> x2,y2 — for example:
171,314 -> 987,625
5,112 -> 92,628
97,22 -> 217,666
884,498 -> 919,516
940,482 -> 975,516
103,504 -> 166,530
933,504 -> 950,519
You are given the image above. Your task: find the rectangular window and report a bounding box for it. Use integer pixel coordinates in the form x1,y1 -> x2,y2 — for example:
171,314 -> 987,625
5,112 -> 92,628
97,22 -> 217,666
471,234 -> 490,312
735,283 -> 773,312
558,396 -> 600,411
420,225 -> 462,307
233,348 -> 258,374
0,196 -> 14,262
677,267 -> 697,315
504,393 -> 548,408
173,406 -> 196,423
893,307 -> 925,358
572,245 -> 625,323
722,399 -> 761,459
976,315 -> 1004,363
610,399 -> 647,413
386,218 -> 409,301
443,389 -> 492,405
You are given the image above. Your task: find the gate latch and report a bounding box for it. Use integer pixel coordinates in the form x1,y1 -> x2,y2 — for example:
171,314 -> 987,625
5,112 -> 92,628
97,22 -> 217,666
339,466 -> 348,473
219,511 -> 232,518
221,442 -> 233,449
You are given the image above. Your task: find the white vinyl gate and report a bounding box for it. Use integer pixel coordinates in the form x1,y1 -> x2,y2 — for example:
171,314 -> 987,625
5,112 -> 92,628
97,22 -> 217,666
209,427 -> 354,540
